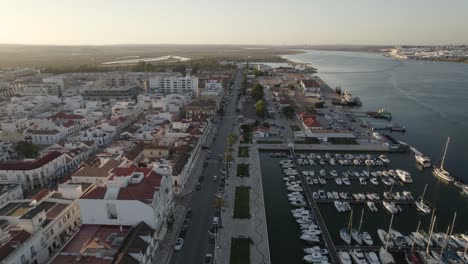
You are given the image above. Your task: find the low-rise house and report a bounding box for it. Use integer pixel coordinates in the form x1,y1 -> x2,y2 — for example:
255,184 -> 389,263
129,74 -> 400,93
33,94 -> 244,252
0,183 -> 23,207
71,159 -> 123,186
300,79 -> 321,98
185,99 -> 217,120
0,151 -> 66,190
252,126 -> 271,138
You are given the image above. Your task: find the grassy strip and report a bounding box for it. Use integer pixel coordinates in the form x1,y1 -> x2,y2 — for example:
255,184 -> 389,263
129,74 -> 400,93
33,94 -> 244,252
257,140 -> 283,144
238,146 -> 250,157
233,186 -> 250,219
230,237 -> 251,264
237,164 -> 250,177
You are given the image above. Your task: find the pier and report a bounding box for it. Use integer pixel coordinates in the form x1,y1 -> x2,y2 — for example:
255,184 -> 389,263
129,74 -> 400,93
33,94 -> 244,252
289,147 -> 341,264
314,199 -> 415,205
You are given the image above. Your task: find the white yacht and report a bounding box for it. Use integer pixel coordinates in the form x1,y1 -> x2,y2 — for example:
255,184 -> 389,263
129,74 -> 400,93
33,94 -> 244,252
365,252 -> 381,264
433,137 -> 455,182
396,169 -> 413,183
303,246 -> 328,255
377,229 -> 394,248
300,234 -> 320,243
415,154 -> 431,168
362,232 -> 374,245
378,155 -> 391,164
351,229 -> 363,245
349,250 -> 368,264
340,228 -> 352,244
382,201 -> 398,214
303,253 -> 328,263
339,251 -> 352,264
336,177 -> 343,185
378,247 -> 396,264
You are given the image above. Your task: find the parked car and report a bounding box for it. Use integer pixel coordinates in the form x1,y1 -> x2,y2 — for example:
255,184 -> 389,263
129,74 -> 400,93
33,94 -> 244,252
212,217 -> 220,227
204,254 -> 213,264
186,208 -> 192,218
212,175 -> 218,181
196,182 -> 201,190
181,219 -> 190,231
174,238 -> 184,251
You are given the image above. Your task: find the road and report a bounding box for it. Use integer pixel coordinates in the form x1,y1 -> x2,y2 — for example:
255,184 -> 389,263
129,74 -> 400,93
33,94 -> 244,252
170,68 -> 242,264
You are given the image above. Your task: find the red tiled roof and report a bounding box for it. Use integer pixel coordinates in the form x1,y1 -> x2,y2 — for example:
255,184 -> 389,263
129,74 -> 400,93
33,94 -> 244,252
31,189 -> 50,203
117,170 -> 162,202
253,126 -> 270,133
0,230 -> 31,261
51,255 -> 112,264
302,79 -> 320,88
46,203 -> 68,219
0,151 -> 63,171
82,187 -> 107,199
303,117 -> 321,128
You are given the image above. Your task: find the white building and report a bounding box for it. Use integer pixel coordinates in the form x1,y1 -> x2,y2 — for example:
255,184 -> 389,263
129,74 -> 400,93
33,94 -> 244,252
0,183 -> 23,207
0,151 -> 67,190
199,79 -> 223,96
300,79 -> 321,98
79,165 -> 173,231
22,82 -> 63,97
0,186 -> 83,264
149,76 -> 198,95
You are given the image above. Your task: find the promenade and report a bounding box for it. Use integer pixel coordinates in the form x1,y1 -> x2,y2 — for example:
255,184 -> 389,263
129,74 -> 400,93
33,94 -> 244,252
215,136 -> 271,264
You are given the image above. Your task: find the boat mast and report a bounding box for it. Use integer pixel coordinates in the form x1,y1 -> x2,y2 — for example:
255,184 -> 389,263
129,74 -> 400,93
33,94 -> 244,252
426,215 -> 436,254
449,211 -> 457,236
440,225 -> 450,256
358,208 -> 364,233
420,184 -> 428,204
348,210 -> 353,233
385,213 -> 394,251
463,242 -> 468,259
411,220 -> 421,252
441,137 -> 450,170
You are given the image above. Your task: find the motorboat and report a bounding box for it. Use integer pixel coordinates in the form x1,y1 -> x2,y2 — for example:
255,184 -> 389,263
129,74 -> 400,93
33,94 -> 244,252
302,229 -> 321,236
312,192 -> 319,199
377,229 -> 394,248
343,202 -> 351,211
296,216 -> 314,224
290,200 -> 306,207
370,178 -> 379,185
342,171 -> 349,177
330,170 -> 338,177
336,177 -> 343,185
303,253 -> 328,263
360,178 -> 367,185
367,202 -> 378,212
381,178 -> 391,186
433,137 -> 455,182
403,191 -> 413,200
303,170 -> 309,176
306,177 -> 313,185
406,251 -> 423,264
415,155 -> 431,168
287,186 -> 303,192
450,235 -> 467,248
320,169 -> 326,176
309,170 -> 315,176
318,190 -> 326,199
431,232 -> 448,248
340,228 -> 352,244
396,169 -> 413,183
362,232 -> 374,246
408,232 -> 426,247
389,228 -> 407,248
378,155 -> 391,164
303,246 -> 328,255
283,176 -> 296,181
319,177 -> 327,185
339,192 -> 348,199
332,192 -> 339,199
351,229 -> 363,245
334,201 -> 345,212
415,201 -> 431,215
382,201 -> 398,214
363,170 -> 370,177
288,192 -> 303,198
365,252 -> 381,264
300,234 -> 320,243
339,251 -> 353,264
342,178 -> 351,185
379,247 -> 396,264
349,250 -> 368,264
313,178 -> 319,184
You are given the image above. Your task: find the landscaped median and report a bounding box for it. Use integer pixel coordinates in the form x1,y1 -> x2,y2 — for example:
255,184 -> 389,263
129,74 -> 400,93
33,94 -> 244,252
233,186 -> 250,219
236,164 -> 250,177
238,146 -> 249,157
230,237 -> 251,264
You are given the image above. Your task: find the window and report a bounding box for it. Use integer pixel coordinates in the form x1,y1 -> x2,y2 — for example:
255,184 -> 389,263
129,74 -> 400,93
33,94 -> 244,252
31,245 -> 37,257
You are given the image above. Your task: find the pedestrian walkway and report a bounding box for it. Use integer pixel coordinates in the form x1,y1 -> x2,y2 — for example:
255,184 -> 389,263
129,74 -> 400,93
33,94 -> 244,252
214,131 -> 271,264
154,204 -> 187,264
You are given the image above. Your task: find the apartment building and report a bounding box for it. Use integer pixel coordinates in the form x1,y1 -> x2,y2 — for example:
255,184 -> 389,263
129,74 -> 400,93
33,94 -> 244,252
149,76 -> 198,95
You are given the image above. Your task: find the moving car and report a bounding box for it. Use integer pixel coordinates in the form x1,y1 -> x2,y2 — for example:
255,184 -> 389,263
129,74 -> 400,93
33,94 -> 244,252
204,254 -> 213,264
174,238 -> 184,251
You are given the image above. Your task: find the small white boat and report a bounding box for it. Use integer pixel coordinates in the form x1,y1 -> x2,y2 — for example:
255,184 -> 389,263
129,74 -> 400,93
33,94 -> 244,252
377,229 -> 394,248
303,246 -> 328,255
360,178 -> 367,185
362,232 -> 374,246
336,177 -> 343,185
290,200 -> 306,207
370,178 -> 379,185
330,170 -> 338,177
319,177 -> 327,185
303,253 -> 328,263
342,178 -> 351,186
351,229 -> 363,245
308,170 -> 315,176
378,155 -> 390,164
433,137 -> 455,182
340,228 -> 352,244
382,201 -> 398,214
326,192 -> 333,199
306,177 -> 313,185
320,169 -> 326,176
303,170 -> 309,176
349,250 -> 368,264
367,202 -> 378,212
334,201 -> 345,212
379,247 -> 396,264
389,228 -> 407,248
396,169 -> 413,183
415,154 -> 431,168
415,201 -> 431,214
365,251 -> 381,264
339,192 -> 348,199
300,234 -> 320,243
318,190 -> 326,199
339,251 -> 352,264
381,178 -> 391,186
287,186 -> 303,192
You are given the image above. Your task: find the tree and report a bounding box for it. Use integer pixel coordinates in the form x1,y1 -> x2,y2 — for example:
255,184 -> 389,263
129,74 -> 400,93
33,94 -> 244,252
144,63 -> 155,72
15,141 -> 40,158
227,133 -> 238,146
282,106 -> 295,120
255,100 -> 266,118
251,83 -> 264,102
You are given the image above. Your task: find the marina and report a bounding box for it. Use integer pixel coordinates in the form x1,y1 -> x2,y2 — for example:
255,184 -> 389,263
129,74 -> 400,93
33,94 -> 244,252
261,149 -> 468,264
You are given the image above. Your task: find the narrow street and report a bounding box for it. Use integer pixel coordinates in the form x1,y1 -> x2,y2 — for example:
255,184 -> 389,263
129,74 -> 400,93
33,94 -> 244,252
170,68 -> 242,264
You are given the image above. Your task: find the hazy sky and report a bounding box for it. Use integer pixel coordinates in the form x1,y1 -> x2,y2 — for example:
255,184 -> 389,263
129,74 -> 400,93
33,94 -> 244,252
1,0 -> 467,45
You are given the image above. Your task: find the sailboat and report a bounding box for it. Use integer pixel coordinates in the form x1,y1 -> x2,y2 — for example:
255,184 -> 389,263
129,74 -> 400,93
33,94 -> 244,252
340,210 -> 353,244
351,209 -> 364,245
433,137 -> 455,182
418,214 -> 439,264
415,184 -> 431,214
